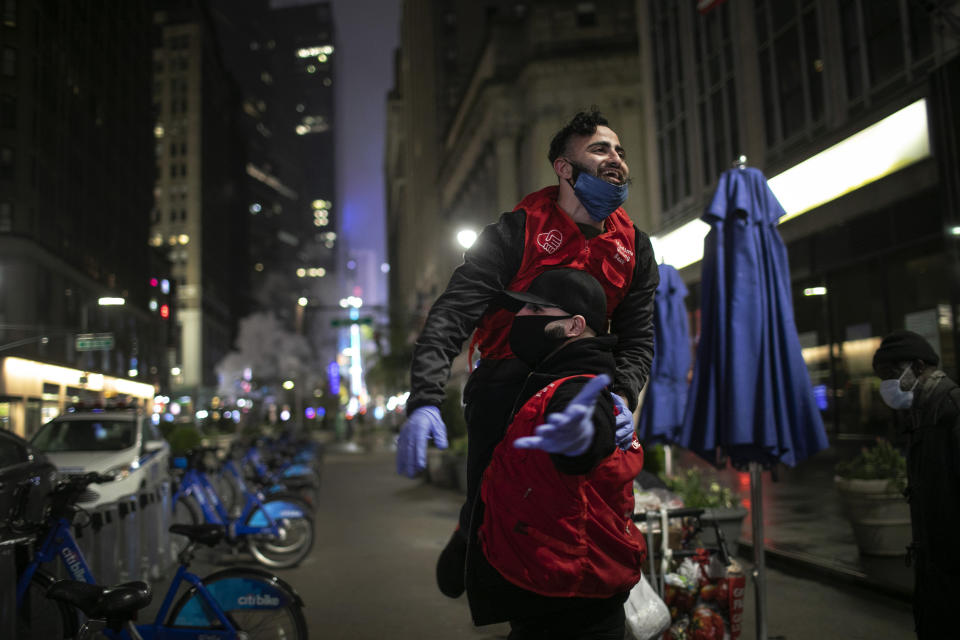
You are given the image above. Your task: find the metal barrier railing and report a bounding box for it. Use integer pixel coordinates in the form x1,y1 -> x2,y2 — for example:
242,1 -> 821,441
41,480 -> 175,585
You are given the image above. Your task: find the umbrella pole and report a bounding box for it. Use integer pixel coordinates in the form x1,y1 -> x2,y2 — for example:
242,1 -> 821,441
749,461 -> 768,638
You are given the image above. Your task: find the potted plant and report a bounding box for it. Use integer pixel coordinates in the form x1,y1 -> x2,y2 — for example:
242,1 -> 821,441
663,468 -> 747,550
834,439 -> 911,556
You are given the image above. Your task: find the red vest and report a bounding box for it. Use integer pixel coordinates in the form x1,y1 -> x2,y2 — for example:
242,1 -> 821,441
479,375 -> 647,598
473,186 -> 637,360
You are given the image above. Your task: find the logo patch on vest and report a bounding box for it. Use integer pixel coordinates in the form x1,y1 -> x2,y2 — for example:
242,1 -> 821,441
614,239 -> 634,264
537,230 -> 563,254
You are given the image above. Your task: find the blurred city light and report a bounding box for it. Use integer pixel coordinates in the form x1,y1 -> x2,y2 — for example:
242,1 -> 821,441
457,228 -> 478,249
171,366 -> 181,376
280,409 -> 291,421
804,287 -> 828,296
282,380 -> 295,390
298,297 -> 309,307
98,297 -> 125,306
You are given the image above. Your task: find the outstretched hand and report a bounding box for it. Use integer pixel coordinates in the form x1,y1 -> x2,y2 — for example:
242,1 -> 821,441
513,374 -> 611,456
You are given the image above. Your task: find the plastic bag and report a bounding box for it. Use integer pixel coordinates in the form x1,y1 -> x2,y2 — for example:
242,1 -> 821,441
624,573 -> 671,640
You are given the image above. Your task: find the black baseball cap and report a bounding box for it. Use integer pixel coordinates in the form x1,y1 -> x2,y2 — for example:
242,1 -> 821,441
499,268 -> 608,334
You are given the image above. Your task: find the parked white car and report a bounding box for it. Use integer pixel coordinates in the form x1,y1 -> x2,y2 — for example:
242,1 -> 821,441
31,408 -> 170,507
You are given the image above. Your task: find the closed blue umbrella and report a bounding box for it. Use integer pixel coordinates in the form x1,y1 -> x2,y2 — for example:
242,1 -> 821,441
680,166 -> 828,468
637,263 -> 691,444
679,165 -> 829,638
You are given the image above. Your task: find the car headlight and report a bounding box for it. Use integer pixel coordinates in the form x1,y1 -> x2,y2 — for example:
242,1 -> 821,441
105,464 -> 132,481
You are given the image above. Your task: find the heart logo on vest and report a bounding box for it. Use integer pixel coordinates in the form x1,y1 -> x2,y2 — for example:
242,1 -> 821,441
537,230 -> 563,254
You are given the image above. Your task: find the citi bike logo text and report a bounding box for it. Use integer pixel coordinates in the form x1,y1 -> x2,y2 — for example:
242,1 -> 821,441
61,547 -> 86,580
238,593 -> 280,606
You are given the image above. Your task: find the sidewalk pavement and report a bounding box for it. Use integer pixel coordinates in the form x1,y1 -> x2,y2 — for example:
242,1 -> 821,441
671,443 -> 914,603
289,437 -> 915,639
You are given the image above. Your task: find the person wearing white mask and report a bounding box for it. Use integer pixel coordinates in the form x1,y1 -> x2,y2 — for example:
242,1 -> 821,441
872,330 -> 960,639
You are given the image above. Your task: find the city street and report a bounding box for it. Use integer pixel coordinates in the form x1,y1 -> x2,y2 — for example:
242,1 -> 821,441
263,442 -> 915,639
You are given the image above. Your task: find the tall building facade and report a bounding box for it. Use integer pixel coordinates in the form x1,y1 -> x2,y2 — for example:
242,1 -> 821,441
387,0 -> 647,355
151,1 -> 250,396
637,0 -> 960,440
209,0 -> 338,365
0,1 -> 163,436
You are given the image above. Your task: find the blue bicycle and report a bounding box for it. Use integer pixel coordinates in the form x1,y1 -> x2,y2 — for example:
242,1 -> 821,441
171,447 -> 314,569
17,473 -> 308,639
213,442 -> 320,515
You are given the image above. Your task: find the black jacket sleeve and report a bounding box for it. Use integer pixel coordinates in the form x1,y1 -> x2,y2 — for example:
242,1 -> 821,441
610,227 -> 659,411
407,210 -> 526,415
544,379 -> 616,475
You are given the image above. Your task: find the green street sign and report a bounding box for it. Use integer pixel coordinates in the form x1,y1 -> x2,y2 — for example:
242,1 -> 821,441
75,333 -> 114,351
330,317 -> 373,327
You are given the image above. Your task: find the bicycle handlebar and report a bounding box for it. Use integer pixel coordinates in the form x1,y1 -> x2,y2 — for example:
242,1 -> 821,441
631,507 -> 706,522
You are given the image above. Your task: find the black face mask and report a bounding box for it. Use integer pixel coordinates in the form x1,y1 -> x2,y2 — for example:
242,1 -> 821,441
509,315 -> 572,367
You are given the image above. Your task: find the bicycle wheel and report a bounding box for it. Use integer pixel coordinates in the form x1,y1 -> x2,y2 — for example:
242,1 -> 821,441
17,571 -> 78,640
212,471 -> 241,517
166,567 -> 307,639
170,493 -> 201,560
245,494 -> 314,569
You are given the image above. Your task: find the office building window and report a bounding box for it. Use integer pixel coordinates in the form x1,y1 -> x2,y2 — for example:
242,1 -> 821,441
649,0 -> 691,217
1,47 -> 14,77
576,3 -> 597,27
1,0 -> 15,28
693,4 -> 739,186
0,95 -> 13,129
755,0 -> 824,148
0,146 -> 12,180
838,0 -> 932,109
0,202 -> 11,232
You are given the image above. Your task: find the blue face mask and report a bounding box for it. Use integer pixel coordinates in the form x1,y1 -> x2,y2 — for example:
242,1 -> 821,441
879,367 -> 918,410
568,165 -> 628,222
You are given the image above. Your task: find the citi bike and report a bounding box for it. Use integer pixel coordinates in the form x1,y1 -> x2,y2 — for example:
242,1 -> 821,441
171,446 -> 314,569
17,472 -> 308,639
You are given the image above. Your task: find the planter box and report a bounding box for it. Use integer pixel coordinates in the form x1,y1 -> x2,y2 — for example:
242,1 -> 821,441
835,477 -> 911,556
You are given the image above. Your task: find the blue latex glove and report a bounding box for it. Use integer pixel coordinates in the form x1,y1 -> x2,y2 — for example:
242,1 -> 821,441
514,374 -> 611,456
611,392 -> 635,450
396,406 -> 448,477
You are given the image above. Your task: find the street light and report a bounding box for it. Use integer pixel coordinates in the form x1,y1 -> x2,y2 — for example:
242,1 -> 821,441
457,228 -> 478,249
